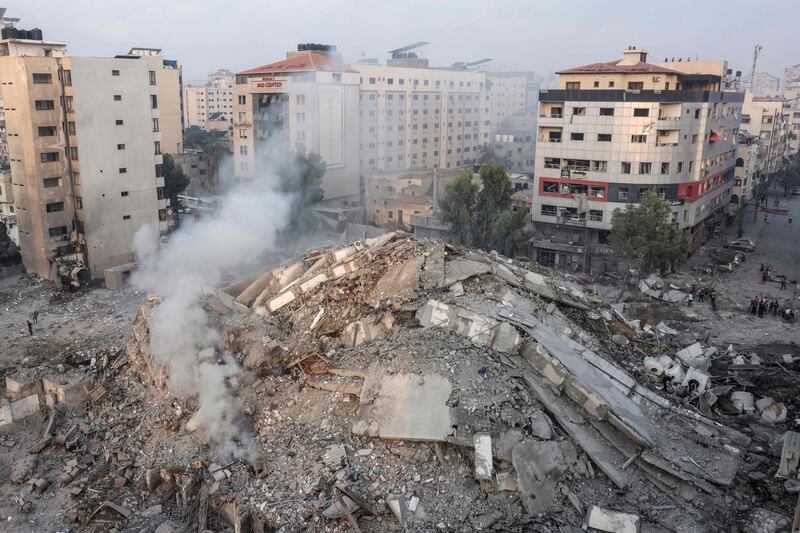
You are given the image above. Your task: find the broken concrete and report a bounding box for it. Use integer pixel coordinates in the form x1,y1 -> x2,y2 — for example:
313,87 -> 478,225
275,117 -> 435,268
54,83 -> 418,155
586,505 -> 641,533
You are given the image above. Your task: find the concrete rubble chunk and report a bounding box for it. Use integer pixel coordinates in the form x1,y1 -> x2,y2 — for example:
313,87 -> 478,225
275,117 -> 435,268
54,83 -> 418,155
529,410 -> 553,440
512,439 -> 576,515
323,444 -> 347,469
473,433 -> 493,480
10,454 -> 37,483
367,257 -> 420,306
586,505 -> 641,533
353,363 -> 454,442
675,342 -> 710,371
776,431 -> 800,478
416,299 -> 521,354
443,258 -> 492,286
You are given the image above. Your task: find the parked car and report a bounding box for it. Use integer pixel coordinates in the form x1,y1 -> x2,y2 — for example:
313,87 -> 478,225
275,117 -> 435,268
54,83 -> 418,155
791,188 -> 800,196
723,237 -> 756,252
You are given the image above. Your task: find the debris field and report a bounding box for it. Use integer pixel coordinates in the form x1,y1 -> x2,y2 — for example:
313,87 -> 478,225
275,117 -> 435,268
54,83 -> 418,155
1,231 -> 799,532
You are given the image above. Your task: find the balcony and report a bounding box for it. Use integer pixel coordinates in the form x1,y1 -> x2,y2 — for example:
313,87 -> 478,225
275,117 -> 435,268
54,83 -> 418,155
556,214 -> 586,226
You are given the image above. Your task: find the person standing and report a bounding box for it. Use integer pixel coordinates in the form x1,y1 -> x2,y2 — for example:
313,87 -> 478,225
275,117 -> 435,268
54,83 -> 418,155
31,310 -> 38,324
781,277 -> 788,290
749,298 -> 757,314
26,320 -> 33,336
710,290 -> 718,312
687,293 -> 694,307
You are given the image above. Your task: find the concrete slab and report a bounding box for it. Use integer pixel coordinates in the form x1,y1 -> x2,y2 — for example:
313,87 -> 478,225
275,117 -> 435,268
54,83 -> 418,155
352,363 -> 454,442
443,258 -> 491,286
417,300 -> 521,354
473,434 -> 493,480
368,257 -> 420,307
586,505 -> 641,533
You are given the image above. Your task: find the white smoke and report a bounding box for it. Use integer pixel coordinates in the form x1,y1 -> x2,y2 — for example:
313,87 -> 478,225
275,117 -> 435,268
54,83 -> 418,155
131,159 -> 291,460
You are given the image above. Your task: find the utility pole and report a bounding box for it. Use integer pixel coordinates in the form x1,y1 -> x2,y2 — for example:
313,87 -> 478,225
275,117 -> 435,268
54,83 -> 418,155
432,165 -> 439,215
749,44 -> 762,90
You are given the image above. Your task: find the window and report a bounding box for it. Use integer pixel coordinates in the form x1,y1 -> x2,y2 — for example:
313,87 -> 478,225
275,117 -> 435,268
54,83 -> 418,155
40,152 -> 59,163
677,162 -> 684,173
599,108 -> 614,116
593,81 -> 599,88
123,215 -> 131,220
332,73 -> 341,83
369,77 -> 376,84
688,161 -> 694,172
117,144 -> 125,150
239,145 -> 248,155
149,70 -> 156,85
597,133 -> 612,142
58,69 -> 72,86
694,109 -> 700,119
46,201 -> 65,213
152,118 -> 159,132
155,164 -> 163,177
628,82 -> 644,90
116,119 -> 124,126
570,132 -> 584,141
65,121 -> 75,135
158,209 -> 167,221
121,191 -> 129,197
692,134 -> 699,143
544,157 -> 560,169
238,128 -> 247,139
608,81 -> 615,88
541,205 -> 558,216
240,161 -> 248,172
631,135 -> 647,143
660,162 -> 670,174
639,162 -> 652,174
154,141 -> 161,155
621,162 -> 632,174
150,95 -> 158,108
68,147 -> 78,160
43,177 -> 60,188
38,126 -> 57,137
590,186 -> 605,198
238,95 -> 246,105
119,167 -> 127,174
639,187 -> 650,197
591,160 -> 607,172
296,94 -> 305,105
618,187 -> 629,200
572,107 -> 586,116
71,172 -> 80,184
35,100 -> 55,110
33,73 -> 52,84
656,187 -> 667,199
48,226 -> 68,237
112,69 -> 120,76
114,94 -> 122,101
296,112 -> 305,124
633,108 -> 649,117
589,210 -> 603,222
565,82 -> 580,89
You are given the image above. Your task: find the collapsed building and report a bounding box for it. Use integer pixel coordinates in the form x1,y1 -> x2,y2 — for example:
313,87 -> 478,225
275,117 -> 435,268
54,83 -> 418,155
2,232 -> 799,532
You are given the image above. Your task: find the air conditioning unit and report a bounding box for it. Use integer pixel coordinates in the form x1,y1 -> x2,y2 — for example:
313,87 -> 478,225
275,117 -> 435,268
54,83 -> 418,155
653,75 -> 661,81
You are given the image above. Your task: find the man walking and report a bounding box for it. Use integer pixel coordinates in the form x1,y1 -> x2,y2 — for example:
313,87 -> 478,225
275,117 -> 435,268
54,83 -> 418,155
709,289 -> 718,312
31,310 -> 39,324
26,320 -> 33,336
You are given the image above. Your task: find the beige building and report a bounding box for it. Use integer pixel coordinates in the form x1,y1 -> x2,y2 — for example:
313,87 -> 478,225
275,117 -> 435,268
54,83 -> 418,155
730,134 -> 759,216
741,93 -> 789,178
184,69 -> 233,131
486,73 -> 529,129
0,169 -> 17,244
743,72 -> 781,98
532,48 -> 743,272
0,27 -> 171,281
784,64 -> 800,155
233,46 -> 361,202
173,148 -> 216,197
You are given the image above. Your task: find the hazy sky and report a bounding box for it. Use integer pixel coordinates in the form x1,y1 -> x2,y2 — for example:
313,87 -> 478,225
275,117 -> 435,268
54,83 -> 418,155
11,0 -> 800,83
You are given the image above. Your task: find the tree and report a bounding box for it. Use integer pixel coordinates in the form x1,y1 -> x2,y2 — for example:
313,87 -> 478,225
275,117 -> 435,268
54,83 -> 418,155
781,156 -> 800,197
162,153 -> 189,210
477,144 -> 512,168
610,190 -> 690,280
277,152 -> 326,234
439,171 -> 479,246
438,163 -> 529,256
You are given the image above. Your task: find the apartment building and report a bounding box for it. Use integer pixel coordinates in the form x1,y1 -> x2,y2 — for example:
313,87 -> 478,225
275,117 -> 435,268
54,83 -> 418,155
184,69 -> 234,131
532,48 -> 743,272
232,46 -> 362,201
784,64 -> 800,155
0,169 -> 17,244
351,61 -> 492,176
486,73 -> 529,128
741,93 -> 789,178
743,72 -> 781,98
0,27 -> 171,281
492,114 -> 536,174
731,133 -> 759,216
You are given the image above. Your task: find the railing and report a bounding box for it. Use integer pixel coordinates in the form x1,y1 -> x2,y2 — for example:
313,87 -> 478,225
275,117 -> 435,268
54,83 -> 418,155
539,113 -> 563,118
544,162 -> 560,169
539,137 -> 562,143
556,215 -> 587,226
655,142 -> 679,147
657,115 -> 681,121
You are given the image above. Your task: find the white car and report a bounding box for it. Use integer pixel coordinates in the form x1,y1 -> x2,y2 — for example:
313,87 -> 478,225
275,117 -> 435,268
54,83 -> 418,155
792,188 -> 800,196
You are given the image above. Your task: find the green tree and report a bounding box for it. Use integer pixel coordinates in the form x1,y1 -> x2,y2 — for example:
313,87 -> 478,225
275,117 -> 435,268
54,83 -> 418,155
781,156 -> 800,197
277,152 -> 326,234
610,190 -> 690,280
438,163 -> 529,256
475,163 -> 515,246
162,153 -> 189,210
439,171 -> 479,246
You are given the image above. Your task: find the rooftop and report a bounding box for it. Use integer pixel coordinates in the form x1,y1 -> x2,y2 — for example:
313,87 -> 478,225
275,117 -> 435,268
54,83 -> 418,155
557,60 -> 681,75
238,52 -> 354,76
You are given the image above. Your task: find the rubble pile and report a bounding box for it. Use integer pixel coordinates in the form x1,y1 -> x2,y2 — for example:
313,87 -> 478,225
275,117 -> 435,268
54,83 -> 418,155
2,231 -> 799,532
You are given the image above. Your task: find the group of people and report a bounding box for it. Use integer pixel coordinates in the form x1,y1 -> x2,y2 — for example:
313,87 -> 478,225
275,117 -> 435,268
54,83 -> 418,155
760,264 -> 789,289
688,285 -> 717,311
749,296 -> 781,318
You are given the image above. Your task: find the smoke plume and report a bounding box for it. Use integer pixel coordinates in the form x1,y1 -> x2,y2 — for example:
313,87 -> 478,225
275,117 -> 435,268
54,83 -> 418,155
131,156 -> 291,460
